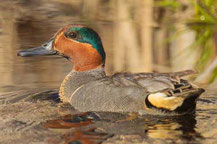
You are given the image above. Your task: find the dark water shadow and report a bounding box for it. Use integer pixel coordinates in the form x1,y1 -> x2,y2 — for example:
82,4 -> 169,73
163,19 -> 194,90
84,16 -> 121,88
0,89 -> 60,104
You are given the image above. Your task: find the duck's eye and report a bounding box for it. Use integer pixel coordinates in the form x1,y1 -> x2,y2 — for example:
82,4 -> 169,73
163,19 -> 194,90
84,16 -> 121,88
66,31 -> 77,39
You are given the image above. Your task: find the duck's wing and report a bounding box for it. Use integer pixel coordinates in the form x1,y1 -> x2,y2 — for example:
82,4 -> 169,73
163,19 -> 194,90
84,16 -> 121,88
110,70 -> 204,114
110,70 -> 196,92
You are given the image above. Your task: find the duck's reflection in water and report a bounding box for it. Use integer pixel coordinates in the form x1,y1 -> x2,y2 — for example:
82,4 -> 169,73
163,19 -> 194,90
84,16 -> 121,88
43,111 -> 202,143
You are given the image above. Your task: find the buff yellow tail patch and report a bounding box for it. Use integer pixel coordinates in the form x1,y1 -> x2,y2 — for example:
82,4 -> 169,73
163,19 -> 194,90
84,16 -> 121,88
148,92 -> 184,111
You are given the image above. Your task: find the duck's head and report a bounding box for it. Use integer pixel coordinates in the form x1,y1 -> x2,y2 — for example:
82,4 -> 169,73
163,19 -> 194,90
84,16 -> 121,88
18,25 -> 106,71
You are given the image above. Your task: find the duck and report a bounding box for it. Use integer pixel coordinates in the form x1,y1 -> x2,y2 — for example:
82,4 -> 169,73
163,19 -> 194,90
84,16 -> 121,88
18,24 -> 205,115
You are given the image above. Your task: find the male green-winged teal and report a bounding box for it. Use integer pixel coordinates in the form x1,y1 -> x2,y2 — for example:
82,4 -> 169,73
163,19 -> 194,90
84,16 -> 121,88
18,24 -> 204,115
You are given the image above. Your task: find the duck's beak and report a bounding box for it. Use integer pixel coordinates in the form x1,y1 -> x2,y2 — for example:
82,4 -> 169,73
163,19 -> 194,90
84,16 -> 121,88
17,39 -> 57,57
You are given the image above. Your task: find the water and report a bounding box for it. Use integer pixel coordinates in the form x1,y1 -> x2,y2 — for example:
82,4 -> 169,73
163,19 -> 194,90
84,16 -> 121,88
0,0 -> 217,144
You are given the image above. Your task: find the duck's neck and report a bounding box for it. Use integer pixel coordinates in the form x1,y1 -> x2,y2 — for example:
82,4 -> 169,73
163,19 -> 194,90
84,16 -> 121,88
59,67 -> 106,102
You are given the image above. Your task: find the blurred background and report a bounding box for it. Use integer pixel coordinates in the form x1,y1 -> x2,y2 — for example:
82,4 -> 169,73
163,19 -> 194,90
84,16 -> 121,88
0,0 -> 216,92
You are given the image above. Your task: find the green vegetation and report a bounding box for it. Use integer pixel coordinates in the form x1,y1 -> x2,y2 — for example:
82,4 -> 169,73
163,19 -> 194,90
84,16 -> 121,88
156,0 -> 217,83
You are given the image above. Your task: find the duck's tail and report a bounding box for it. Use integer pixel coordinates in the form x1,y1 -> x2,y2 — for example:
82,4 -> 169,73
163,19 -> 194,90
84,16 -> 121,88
145,80 -> 205,115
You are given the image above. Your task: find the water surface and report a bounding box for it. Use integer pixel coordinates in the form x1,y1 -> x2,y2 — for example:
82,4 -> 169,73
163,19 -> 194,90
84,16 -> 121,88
0,1 -> 216,144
